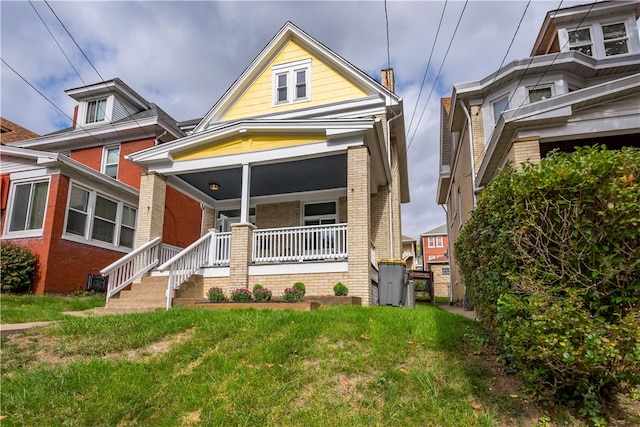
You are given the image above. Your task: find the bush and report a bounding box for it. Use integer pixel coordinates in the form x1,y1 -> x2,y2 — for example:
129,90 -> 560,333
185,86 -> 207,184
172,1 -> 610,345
293,282 -> 306,295
230,288 -> 253,303
414,280 -> 427,292
283,287 -> 304,302
1,241 -> 37,293
455,146 -> 640,421
253,288 -> 272,302
252,284 -> 263,292
333,282 -> 348,296
207,287 -> 226,302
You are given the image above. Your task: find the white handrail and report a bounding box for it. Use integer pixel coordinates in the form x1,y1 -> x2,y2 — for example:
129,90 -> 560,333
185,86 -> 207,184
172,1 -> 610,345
253,223 -> 347,263
101,237 -> 162,302
159,231 -> 231,309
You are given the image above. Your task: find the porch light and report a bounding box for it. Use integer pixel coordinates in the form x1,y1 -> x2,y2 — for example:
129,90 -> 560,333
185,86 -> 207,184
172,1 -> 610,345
208,183 -> 220,191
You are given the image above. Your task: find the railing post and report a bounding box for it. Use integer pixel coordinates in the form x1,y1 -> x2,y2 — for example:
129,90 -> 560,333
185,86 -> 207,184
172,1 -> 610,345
208,229 -> 217,267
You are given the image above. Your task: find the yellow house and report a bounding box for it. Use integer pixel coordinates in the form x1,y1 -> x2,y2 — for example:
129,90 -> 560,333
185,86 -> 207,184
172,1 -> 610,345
101,22 -> 409,309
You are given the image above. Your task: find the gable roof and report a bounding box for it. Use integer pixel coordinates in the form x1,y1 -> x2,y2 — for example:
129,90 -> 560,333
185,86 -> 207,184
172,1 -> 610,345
193,21 -> 402,133
0,117 -> 39,143
421,224 -> 447,236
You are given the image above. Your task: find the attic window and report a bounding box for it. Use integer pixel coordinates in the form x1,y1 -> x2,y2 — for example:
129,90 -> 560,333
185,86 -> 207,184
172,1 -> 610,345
602,23 -> 629,56
568,28 -> 592,56
272,59 -> 311,106
86,99 -> 107,123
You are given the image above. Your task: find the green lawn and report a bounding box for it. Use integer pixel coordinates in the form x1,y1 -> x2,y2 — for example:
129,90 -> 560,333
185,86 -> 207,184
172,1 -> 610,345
0,293 -> 105,324
1,305 -> 506,426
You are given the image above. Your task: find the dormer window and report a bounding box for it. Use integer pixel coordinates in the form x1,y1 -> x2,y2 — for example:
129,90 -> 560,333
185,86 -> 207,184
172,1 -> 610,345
86,98 -> 107,123
272,59 -> 311,105
568,28 -> 592,56
602,23 -> 628,56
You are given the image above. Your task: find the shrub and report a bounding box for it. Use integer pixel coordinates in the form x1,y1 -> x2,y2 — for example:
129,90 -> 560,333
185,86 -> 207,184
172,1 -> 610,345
414,280 -> 427,292
1,241 -> 37,293
230,288 -> 252,303
253,288 -> 272,302
252,284 -> 263,292
333,282 -> 348,296
207,287 -> 226,302
283,287 -> 304,302
293,282 -> 306,295
455,146 -> 640,422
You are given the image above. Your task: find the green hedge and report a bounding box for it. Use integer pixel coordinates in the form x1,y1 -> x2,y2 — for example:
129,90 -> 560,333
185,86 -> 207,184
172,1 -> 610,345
1,241 -> 37,293
455,146 -> 640,422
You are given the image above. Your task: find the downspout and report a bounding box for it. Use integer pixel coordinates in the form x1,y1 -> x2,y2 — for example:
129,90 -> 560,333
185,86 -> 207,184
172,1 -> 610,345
460,102 -> 477,207
155,130 -> 168,146
386,110 -> 403,259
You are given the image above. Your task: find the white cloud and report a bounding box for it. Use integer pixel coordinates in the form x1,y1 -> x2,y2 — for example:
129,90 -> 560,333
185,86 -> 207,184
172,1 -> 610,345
0,0 -> 604,242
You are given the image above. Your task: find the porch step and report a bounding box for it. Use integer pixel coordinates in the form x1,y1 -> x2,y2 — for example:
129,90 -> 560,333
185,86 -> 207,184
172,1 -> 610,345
104,275 -> 168,313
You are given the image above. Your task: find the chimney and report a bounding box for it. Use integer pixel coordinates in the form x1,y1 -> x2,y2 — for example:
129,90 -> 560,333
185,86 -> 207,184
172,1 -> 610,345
381,68 -> 395,94
72,105 -> 79,128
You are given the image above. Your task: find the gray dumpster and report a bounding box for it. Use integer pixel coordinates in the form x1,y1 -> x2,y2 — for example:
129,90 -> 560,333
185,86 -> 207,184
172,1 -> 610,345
378,261 -> 407,307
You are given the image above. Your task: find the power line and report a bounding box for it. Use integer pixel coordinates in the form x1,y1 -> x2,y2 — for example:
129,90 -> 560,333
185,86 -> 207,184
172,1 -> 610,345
406,0 -> 448,139
406,0 -> 469,151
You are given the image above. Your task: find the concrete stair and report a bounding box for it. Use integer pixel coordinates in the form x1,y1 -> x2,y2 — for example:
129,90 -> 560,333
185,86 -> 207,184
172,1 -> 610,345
97,274 -> 205,314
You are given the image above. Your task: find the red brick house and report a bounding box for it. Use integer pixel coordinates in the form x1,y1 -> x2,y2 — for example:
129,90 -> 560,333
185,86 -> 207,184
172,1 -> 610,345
0,80 -> 203,294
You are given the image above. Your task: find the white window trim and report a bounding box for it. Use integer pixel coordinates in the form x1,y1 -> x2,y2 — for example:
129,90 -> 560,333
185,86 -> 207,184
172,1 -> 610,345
272,59 -> 312,106
62,181 -> 136,252
601,21 -> 629,57
2,177 -> 51,239
436,236 -> 444,248
567,27 -> 593,56
427,237 -> 435,248
102,145 -> 120,179
301,200 -> 338,225
77,95 -> 114,127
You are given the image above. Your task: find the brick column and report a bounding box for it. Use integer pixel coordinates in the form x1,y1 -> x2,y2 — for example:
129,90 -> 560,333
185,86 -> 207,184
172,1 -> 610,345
135,172 -> 166,248
470,104 -> 486,174
509,138 -> 541,169
390,140 -> 402,260
229,222 -> 255,290
201,206 -> 216,236
347,145 -> 371,305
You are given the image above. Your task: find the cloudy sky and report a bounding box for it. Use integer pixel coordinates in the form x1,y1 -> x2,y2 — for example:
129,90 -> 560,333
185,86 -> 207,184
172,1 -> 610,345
1,0 -> 593,240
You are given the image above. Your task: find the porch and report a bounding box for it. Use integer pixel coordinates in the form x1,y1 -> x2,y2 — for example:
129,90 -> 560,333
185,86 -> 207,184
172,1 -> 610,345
101,222 -> 364,309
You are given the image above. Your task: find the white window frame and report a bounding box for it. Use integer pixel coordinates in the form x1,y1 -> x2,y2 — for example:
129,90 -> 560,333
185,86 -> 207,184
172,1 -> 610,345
436,236 -> 444,248
302,200 -> 337,226
78,96 -> 114,126
2,178 -> 50,238
272,59 -> 311,106
492,95 -> 510,125
527,84 -> 554,103
102,145 -> 120,179
62,181 -> 136,251
602,21 -> 629,57
567,27 -> 593,57
442,267 -> 450,276
427,237 -> 435,248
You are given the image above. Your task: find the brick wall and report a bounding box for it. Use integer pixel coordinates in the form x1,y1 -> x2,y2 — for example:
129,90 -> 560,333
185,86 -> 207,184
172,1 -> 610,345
135,172 -> 166,248
370,185 -> 390,261
470,104 -> 486,174
508,138 -> 541,168
163,186 -> 202,248
256,201 -> 300,228
430,264 -> 451,298
203,274 -> 350,299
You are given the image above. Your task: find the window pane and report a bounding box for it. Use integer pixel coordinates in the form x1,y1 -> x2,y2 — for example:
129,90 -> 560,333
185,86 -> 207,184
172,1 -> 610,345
95,196 -> 117,221
95,99 -> 106,121
568,28 -> 591,44
8,184 -> 30,232
296,70 -> 305,84
121,206 -> 136,227
92,218 -> 115,243
105,164 -> 118,178
86,101 -> 97,123
493,96 -> 509,124
529,87 -> 552,103
605,40 -> 628,56
603,23 -> 626,40
106,147 -> 119,164
119,226 -> 134,248
27,181 -> 48,230
69,186 -> 89,212
304,202 -> 336,216
66,210 -> 87,236
278,74 -> 287,87
278,87 -> 287,102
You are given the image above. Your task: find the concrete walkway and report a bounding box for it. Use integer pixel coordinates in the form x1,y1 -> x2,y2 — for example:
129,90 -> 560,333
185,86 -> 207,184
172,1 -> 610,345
435,303 -> 478,320
0,321 -> 54,337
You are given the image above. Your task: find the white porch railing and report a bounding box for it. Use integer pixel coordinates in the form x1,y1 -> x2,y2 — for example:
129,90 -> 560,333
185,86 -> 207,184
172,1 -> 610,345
160,243 -> 182,265
157,231 -> 231,309
253,223 -> 348,263
101,237 -> 162,302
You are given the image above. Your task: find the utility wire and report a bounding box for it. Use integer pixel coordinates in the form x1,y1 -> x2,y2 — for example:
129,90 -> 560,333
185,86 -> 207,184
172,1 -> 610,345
406,0 -> 469,152
406,0 -> 448,140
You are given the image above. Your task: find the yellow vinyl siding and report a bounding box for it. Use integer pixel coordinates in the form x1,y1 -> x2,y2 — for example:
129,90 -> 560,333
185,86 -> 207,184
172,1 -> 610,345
223,40 -> 369,121
174,134 -> 327,161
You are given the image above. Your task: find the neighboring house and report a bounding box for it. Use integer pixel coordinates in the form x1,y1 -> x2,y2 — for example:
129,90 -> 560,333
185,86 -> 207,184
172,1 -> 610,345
437,1 -> 640,304
0,80 -> 203,294
420,224 -> 450,299
1,117 -> 39,143
401,235 -> 417,270
105,21 -> 409,308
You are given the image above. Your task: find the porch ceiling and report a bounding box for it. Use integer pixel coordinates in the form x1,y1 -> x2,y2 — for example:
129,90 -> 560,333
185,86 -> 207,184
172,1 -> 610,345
176,154 -> 347,200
